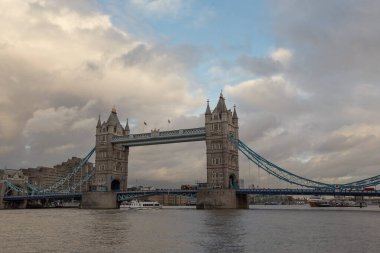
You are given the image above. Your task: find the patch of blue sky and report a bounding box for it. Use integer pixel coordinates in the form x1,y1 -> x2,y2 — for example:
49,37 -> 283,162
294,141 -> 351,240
98,0 -> 275,100
98,0 -> 274,55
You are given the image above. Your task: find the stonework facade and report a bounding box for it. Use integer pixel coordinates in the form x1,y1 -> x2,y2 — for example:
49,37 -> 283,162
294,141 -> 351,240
93,107 -> 129,192
205,93 -> 239,189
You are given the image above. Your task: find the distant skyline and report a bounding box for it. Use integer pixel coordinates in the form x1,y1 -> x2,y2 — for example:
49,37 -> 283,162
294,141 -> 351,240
1,0 -> 380,188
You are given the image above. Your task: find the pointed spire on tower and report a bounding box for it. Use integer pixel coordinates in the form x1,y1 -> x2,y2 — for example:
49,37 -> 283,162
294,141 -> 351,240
125,118 -> 130,131
213,90 -> 227,113
232,104 -> 238,119
107,106 -> 120,126
96,114 -> 101,128
205,99 -> 211,115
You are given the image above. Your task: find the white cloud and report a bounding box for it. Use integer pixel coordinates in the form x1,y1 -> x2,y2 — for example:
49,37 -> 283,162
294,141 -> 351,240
335,124 -> 380,139
45,7 -> 112,33
44,144 -> 76,154
0,0 -> 205,177
0,145 -> 15,155
23,106 -> 84,136
4,0 -> 380,187
130,0 -> 184,16
271,48 -> 292,64
225,75 -> 309,113
71,118 -> 96,131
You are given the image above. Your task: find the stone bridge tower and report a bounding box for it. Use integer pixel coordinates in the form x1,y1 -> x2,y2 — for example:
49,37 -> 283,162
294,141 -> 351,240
205,92 -> 239,189
93,107 -> 129,192
197,93 -> 247,209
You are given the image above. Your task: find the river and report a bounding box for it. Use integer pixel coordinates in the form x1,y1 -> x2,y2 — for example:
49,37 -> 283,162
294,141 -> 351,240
1,205 -> 379,253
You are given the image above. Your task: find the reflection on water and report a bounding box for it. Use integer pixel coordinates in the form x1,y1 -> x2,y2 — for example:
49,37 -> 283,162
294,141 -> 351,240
1,206 -> 380,253
200,210 -> 246,253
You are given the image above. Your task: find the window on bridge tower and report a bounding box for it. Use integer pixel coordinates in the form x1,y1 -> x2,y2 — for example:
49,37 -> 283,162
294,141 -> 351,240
116,162 -> 121,171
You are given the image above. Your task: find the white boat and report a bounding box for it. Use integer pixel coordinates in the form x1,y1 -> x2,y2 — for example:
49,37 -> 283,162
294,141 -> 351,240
120,200 -> 162,209
309,196 -> 367,208
308,196 -> 332,207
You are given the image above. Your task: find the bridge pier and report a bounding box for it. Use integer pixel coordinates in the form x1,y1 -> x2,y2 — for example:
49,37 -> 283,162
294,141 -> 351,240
0,181 -> 4,209
196,189 -> 248,209
80,192 -> 119,209
0,184 -> 27,209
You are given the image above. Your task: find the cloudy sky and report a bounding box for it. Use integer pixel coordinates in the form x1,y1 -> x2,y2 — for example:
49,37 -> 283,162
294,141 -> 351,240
1,0 -> 380,188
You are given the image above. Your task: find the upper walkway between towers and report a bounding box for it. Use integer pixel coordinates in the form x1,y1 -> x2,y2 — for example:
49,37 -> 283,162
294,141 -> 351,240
111,127 -> 206,146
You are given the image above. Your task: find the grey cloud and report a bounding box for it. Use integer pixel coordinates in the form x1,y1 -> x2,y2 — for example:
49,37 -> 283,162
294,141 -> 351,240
120,44 -> 151,66
233,1 -> 380,184
128,141 -> 205,188
0,0 -> 205,187
239,114 -> 281,141
314,134 -> 373,155
237,55 -> 283,77
119,43 -> 204,72
274,0 -> 380,90
5,0 -> 380,188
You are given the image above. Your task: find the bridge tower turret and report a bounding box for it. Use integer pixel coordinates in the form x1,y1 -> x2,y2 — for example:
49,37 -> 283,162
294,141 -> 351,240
94,107 -> 129,192
205,92 -> 239,189
198,93 -> 247,209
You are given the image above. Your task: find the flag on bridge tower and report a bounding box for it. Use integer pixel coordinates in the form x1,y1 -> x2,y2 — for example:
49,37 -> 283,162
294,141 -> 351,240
143,121 -> 148,133
168,119 -> 171,124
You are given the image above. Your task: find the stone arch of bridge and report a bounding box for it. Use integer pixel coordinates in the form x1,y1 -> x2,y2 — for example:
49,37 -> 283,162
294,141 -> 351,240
229,174 -> 238,189
111,179 -> 120,191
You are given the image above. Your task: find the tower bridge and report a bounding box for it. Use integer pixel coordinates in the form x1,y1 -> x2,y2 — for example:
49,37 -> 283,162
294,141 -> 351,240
83,92 -> 244,208
2,92 -> 380,209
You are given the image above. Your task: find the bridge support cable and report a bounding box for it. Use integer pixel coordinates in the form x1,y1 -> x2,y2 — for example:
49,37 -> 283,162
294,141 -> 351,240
238,140 -> 333,189
244,142 -> 326,188
238,143 -> 298,186
338,173 -> 380,188
66,167 -> 96,192
35,147 -> 96,194
3,180 -> 29,194
4,147 -> 96,195
231,137 -> 380,189
229,136 -> 334,189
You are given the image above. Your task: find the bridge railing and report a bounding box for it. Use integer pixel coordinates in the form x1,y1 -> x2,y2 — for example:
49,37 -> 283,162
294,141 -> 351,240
111,127 -> 206,145
116,189 -> 198,202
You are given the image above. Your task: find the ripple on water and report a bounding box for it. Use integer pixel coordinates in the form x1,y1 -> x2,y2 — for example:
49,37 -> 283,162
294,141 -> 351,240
1,206 -> 380,253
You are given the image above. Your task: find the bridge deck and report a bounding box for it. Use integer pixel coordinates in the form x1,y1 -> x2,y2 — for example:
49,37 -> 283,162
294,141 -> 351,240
3,193 -> 82,201
3,189 -> 380,202
111,127 -> 206,146
236,188 -> 380,197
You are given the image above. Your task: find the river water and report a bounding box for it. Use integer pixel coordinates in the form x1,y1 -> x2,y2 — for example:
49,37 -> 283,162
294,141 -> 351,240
1,205 -> 379,253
